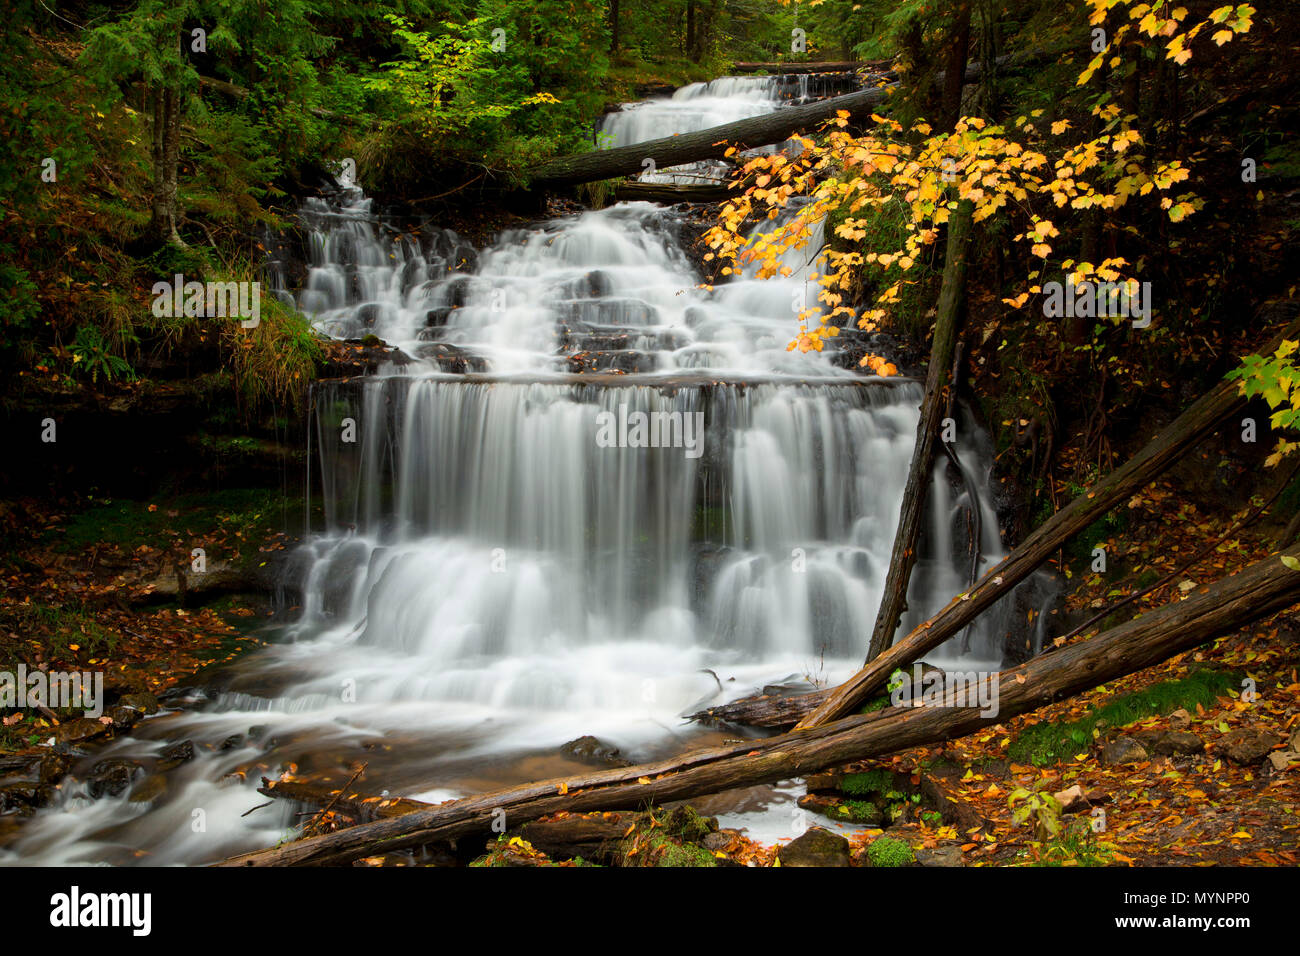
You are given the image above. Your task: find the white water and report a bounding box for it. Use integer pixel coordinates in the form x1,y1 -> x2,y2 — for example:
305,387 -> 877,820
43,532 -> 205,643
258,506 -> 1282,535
4,74 -> 1032,865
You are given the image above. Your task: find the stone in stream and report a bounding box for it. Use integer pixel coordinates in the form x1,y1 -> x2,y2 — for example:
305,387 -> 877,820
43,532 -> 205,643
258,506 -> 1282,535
0,781 -> 52,812
156,740 -> 195,772
53,717 -> 112,746
559,735 -> 632,768
129,775 -> 169,804
86,758 -> 142,799
777,827 -> 851,867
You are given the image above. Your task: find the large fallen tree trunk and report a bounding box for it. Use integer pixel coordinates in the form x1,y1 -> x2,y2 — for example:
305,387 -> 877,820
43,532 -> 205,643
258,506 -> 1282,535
612,181 -> 736,204
257,778 -> 432,822
793,317 -> 1300,729
217,543 -> 1300,866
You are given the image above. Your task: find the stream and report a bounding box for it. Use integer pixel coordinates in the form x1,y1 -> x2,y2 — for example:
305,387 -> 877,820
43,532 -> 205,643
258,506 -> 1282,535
3,72 -> 1047,865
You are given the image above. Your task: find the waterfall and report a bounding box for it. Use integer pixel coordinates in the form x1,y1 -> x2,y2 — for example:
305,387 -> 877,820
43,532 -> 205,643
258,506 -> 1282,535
2,71 -> 1036,864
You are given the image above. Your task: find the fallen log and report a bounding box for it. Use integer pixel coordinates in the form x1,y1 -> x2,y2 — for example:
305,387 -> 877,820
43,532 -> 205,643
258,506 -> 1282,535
687,688 -> 831,729
516,814 -> 636,863
613,181 -> 736,204
530,53 -> 1049,189
795,315 -> 1300,729
257,778 -> 432,822
529,66 -> 936,189
217,543 -> 1300,866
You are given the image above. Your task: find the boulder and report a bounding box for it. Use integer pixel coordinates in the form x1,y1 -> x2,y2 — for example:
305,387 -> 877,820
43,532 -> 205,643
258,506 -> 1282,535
1154,731 -> 1205,756
559,735 -> 632,768
1218,729 -> 1279,766
87,758 -> 141,799
129,775 -> 169,804
1102,736 -> 1149,766
53,717 -> 111,745
915,844 -> 964,867
0,781 -> 52,812
777,827 -> 852,867
156,740 -> 195,772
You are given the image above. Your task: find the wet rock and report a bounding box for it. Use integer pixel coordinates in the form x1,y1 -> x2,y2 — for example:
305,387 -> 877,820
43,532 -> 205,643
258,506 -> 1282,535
220,734 -> 246,751
559,735 -> 632,768
798,791 -> 886,827
0,781 -> 52,811
1102,736 -> 1149,766
38,753 -> 72,786
87,758 -> 142,799
248,725 -> 269,741
1219,729 -> 1279,766
777,827 -> 851,868
119,692 -> 160,716
915,844 -> 964,867
1154,731 -> 1205,756
157,740 -> 195,772
105,705 -> 142,731
128,775 -> 169,804
53,717 -> 112,745
0,755 -> 40,780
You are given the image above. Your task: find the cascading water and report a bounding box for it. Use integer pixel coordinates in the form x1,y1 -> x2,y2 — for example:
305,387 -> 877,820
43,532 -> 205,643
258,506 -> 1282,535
4,73 -> 1038,864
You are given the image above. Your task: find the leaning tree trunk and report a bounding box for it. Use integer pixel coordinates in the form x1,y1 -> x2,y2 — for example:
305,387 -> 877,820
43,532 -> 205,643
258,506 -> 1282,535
794,314 -> 1300,729
866,200 -> 974,663
218,543 -> 1300,866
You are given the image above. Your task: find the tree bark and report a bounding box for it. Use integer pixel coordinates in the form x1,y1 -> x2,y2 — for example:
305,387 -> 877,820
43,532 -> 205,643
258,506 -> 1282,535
257,778 -> 432,822
939,3 -> 973,131
610,0 -> 620,53
149,85 -> 183,245
866,199 -> 974,663
613,181 -> 735,204
794,316 -> 1300,729
686,687 -> 832,729
217,543 -> 1300,866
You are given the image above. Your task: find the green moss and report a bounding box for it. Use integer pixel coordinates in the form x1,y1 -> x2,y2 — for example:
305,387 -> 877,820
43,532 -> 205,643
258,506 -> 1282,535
865,836 -> 915,867
1008,668 -> 1242,766
651,834 -> 717,867
841,769 -> 896,796
858,693 -> 893,714
659,805 -> 718,843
